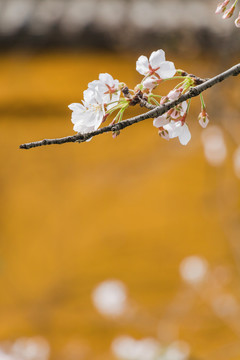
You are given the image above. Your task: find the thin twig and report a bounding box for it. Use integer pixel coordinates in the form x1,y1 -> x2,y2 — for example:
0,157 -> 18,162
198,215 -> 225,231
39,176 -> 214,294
20,63 -> 240,150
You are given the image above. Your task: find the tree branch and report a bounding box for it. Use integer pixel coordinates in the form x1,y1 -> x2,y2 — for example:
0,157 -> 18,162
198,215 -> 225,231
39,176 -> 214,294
20,63 -> 240,150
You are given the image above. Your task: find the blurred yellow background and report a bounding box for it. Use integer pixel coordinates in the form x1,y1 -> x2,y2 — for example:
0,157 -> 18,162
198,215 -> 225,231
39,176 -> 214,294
0,50 -> 240,360
0,0 -> 240,359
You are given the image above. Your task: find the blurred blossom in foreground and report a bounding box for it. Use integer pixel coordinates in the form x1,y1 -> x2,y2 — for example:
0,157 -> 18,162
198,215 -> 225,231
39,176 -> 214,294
211,293 -> 239,318
0,337 -> 50,360
201,126 -> 227,166
179,256 -> 208,285
92,280 -> 128,317
112,336 -> 161,360
163,341 -> 190,360
112,337 -> 190,360
233,146 -> 240,179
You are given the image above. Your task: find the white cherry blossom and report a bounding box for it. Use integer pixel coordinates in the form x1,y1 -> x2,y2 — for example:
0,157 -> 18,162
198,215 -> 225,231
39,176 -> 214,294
162,120 -> 191,145
153,101 -> 187,130
136,49 -> 176,79
169,101 -> 187,120
88,73 -> 120,110
68,88 -> 105,135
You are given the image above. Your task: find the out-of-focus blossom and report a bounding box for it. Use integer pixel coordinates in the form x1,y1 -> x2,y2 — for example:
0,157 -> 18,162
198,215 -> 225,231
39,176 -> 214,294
136,50 -> 176,79
215,0 -> 230,14
235,11 -> 240,27
180,256 -> 208,284
201,126 -> 227,166
0,337 -> 50,360
198,109 -> 209,128
233,146 -> 240,178
88,73 -> 120,110
160,121 -> 191,146
112,336 -> 161,360
211,294 -> 239,317
164,341 -> 190,360
222,4 -> 236,18
92,280 -> 127,317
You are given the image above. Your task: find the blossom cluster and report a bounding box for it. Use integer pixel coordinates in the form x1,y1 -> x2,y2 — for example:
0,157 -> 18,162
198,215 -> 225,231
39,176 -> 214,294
215,0 -> 240,27
68,49 -> 210,146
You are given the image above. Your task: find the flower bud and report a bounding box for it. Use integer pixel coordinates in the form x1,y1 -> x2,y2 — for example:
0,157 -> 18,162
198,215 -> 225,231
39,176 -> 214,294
235,11 -> 240,27
167,88 -> 183,101
222,4 -> 235,19
198,110 -> 209,128
215,0 -> 230,14
142,76 -> 159,90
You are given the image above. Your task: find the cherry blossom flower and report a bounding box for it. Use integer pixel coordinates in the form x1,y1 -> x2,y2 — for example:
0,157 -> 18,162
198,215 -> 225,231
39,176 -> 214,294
215,0 -> 230,14
88,73 -> 120,110
235,11 -> 240,27
160,120 -> 191,145
169,101 -> 187,120
136,49 -> 176,79
68,88 -> 105,135
153,100 -> 188,135
198,109 -> 209,128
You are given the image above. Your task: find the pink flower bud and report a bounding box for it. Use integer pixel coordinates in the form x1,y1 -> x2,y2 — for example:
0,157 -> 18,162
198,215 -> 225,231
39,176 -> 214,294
167,88 -> 183,101
235,11 -> 240,27
160,96 -> 168,105
142,76 -> 158,90
222,4 -> 235,19
215,0 -> 230,14
198,110 -> 209,128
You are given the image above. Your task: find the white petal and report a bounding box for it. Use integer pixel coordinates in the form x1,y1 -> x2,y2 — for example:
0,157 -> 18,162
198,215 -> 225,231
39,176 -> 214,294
83,88 -> 96,104
68,103 -> 85,112
156,61 -> 176,79
149,49 -> 166,68
99,73 -> 114,86
153,115 -> 169,128
181,101 -> 188,113
88,80 -> 99,90
179,124 -> 191,145
163,121 -> 181,138
136,55 -> 149,75
73,122 -> 88,133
